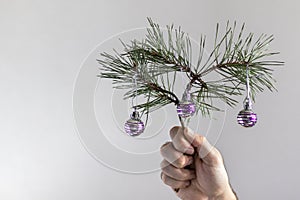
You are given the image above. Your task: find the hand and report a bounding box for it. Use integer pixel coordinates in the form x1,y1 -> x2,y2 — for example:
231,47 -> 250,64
160,126 -> 237,200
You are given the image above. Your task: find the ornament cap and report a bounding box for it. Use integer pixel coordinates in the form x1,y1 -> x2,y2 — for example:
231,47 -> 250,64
130,110 -> 140,120
243,97 -> 253,110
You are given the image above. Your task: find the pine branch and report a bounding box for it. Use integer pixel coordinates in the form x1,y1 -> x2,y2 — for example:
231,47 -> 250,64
98,18 -> 283,122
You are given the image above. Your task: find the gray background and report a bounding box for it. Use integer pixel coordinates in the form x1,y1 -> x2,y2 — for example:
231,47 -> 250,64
1,0 -> 299,199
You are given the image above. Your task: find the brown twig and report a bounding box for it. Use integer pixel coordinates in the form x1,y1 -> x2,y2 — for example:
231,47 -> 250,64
147,82 -> 180,105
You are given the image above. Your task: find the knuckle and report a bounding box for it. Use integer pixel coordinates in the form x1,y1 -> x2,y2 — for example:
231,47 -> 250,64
213,147 -> 221,156
160,161 -> 164,169
169,126 -> 180,138
161,174 -> 167,183
202,146 -> 223,165
160,160 -> 170,170
169,130 -> 176,139
160,141 -> 171,150
161,174 -> 170,185
175,156 -> 186,168
199,135 -> 206,144
160,142 -> 171,155
193,134 -> 205,146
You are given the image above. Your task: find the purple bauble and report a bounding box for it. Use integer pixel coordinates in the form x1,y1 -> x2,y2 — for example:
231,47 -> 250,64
177,101 -> 196,118
124,118 -> 145,136
237,109 -> 257,127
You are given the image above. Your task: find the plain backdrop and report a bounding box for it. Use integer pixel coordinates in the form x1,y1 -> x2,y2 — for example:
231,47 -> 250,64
1,0 -> 299,199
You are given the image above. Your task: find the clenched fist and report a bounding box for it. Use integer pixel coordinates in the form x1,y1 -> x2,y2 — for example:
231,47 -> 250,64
160,126 -> 237,200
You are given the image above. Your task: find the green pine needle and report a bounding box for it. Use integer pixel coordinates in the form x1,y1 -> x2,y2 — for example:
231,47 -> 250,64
98,18 -> 283,126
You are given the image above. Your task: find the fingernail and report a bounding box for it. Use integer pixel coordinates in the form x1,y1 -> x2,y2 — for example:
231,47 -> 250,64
186,147 -> 194,155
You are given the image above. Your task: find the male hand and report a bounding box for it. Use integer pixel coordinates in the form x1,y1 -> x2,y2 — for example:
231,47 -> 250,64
160,126 -> 237,200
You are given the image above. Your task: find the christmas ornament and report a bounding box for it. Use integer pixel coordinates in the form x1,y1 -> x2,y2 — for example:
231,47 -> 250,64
237,65 -> 258,128
177,102 -> 196,118
124,110 -> 145,136
237,98 -> 257,127
177,84 -> 196,118
124,73 -> 145,136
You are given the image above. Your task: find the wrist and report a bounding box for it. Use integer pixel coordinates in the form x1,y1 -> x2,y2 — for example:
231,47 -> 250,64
209,185 -> 237,200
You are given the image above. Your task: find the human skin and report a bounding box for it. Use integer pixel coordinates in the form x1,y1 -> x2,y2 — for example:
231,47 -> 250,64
160,126 -> 237,200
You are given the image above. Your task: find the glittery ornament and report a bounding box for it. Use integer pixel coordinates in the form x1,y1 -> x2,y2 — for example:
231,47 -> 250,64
237,96 -> 258,127
237,109 -> 257,127
177,101 -> 196,118
177,85 -> 196,118
124,111 -> 145,136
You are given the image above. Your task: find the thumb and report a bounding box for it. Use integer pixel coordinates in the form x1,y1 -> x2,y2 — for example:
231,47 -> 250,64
183,128 -> 223,166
